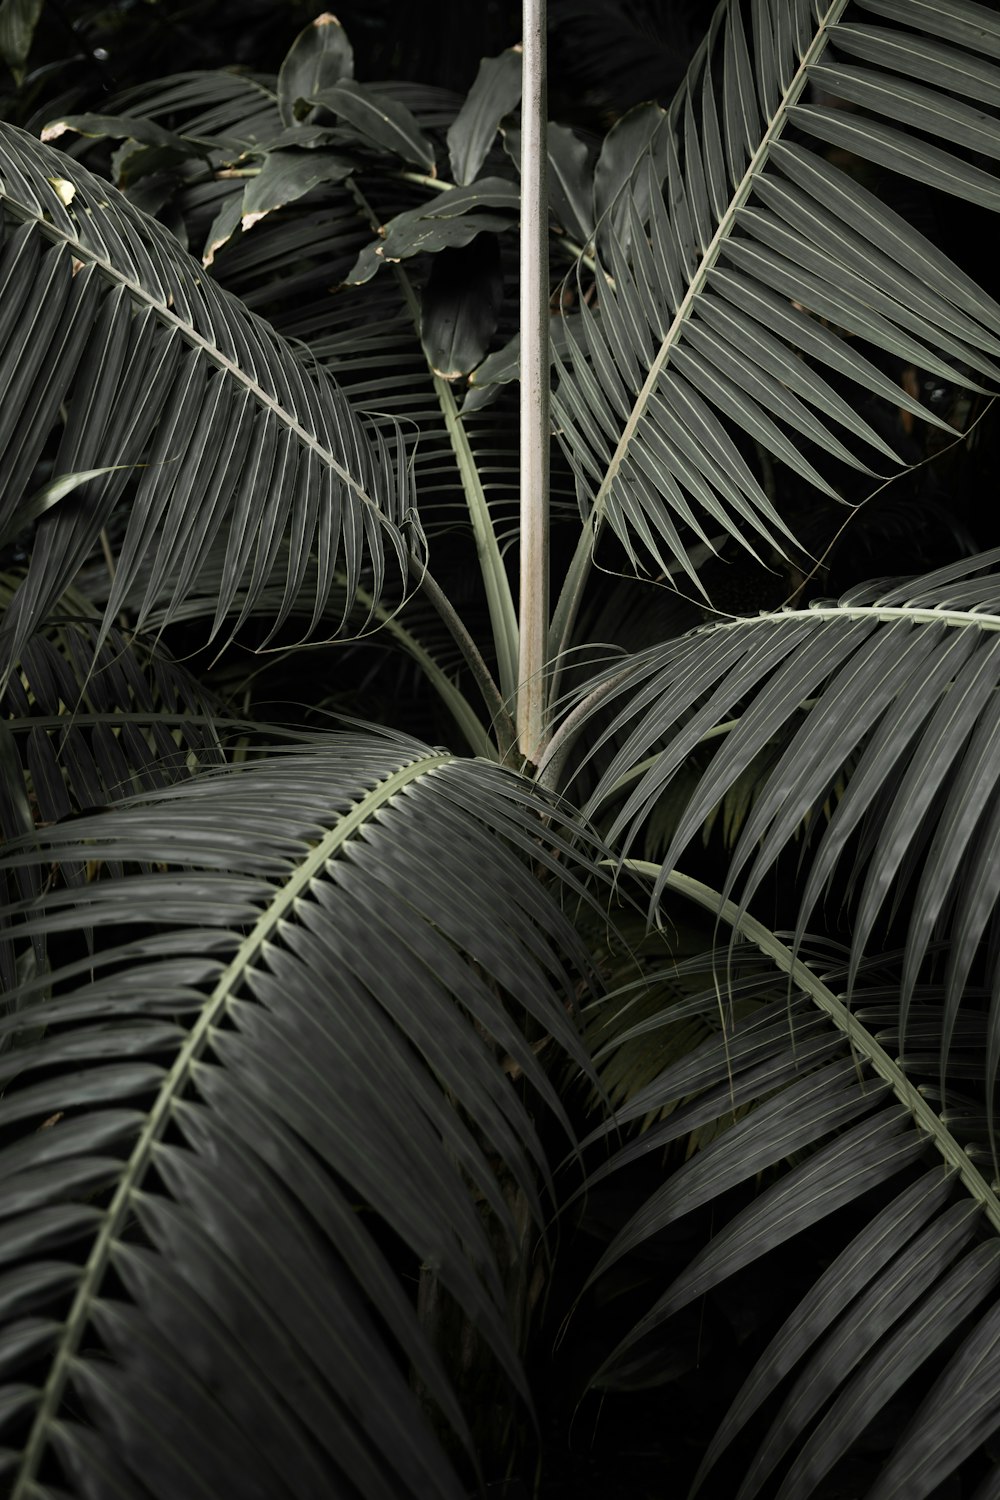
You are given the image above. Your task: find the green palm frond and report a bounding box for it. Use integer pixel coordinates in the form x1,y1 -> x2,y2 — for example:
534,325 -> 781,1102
581,926 -> 789,1119
0,729 -> 598,1499
0,121 -> 416,675
585,872 -> 1000,1500
5,5 -> 1000,1495
574,550 -> 1000,1069
551,0 -> 1000,600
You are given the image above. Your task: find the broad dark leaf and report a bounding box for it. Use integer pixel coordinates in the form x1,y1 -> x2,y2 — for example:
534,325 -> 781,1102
0,0 -> 41,81
40,114 -> 210,157
420,232 -> 503,379
346,177 -> 520,284
309,80 -> 436,171
547,121 -> 593,242
277,12 -> 354,129
239,148 -> 354,231
446,46 -> 522,186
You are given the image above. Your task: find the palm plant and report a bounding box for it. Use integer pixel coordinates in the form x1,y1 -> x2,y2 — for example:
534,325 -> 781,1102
2,0 -> 1000,1495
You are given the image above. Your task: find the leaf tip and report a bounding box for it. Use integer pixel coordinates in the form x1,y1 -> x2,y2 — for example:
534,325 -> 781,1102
40,121 -> 68,143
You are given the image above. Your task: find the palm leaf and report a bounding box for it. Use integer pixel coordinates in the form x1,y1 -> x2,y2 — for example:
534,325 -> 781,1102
585,870 -> 1000,1500
0,121 -> 416,676
0,729 -> 599,1498
551,0 -> 1000,602
0,598 -> 229,986
573,551 -> 1000,1100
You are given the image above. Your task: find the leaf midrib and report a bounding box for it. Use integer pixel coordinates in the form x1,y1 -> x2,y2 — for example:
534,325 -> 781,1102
718,604 -> 1000,632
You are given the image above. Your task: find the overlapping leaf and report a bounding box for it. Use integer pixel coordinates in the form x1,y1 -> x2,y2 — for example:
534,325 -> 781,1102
0,730 -> 598,1499
446,45 -> 522,186
552,0 -> 1000,593
277,11 -> 354,128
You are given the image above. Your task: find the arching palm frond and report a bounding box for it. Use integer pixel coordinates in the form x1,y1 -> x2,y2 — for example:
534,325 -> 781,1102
553,0 -> 1000,595
584,873 -> 1000,1500
87,69 -> 526,704
0,122 -> 416,676
0,730 -> 598,1500
576,551 -> 1000,1048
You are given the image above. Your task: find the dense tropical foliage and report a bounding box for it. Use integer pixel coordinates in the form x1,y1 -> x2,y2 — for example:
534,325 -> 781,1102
2,0 -> 1000,1495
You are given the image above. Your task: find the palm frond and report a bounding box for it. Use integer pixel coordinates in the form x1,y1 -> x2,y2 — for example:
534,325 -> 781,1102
552,0 -> 1000,596
0,121 -> 415,674
0,729 -> 599,1498
585,871 -> 1000,1500
98,69 -> 285,158
581,922 -> 793,1119
573,551 -> 1000,1081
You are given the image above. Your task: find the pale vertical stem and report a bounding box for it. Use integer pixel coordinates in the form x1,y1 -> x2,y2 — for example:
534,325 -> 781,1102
517,0 -> 550,763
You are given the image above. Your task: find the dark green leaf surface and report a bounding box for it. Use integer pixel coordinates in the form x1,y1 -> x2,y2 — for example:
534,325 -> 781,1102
40,114 -> 210,156
309,80 -> 435,170
239,148 -> 354,229
346,178 -> 520,283
420,232 -> 503,379
0,0 -> 41,80
446,46 -> 522,186
547,122 -> 593,242
276,12 -> 354,128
